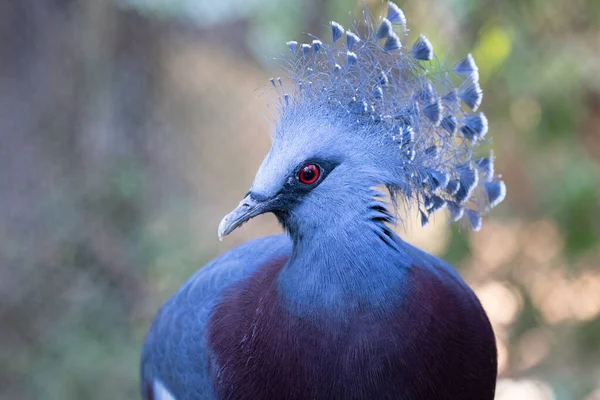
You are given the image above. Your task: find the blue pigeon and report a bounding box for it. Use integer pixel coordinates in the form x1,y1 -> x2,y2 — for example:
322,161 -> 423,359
141,3 -> 506,399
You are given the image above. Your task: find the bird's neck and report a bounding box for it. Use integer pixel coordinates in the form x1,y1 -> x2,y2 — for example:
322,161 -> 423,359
277,205 -> 410,317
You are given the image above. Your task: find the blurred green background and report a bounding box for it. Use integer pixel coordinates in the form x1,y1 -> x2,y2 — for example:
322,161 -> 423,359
0,0 -> 598,399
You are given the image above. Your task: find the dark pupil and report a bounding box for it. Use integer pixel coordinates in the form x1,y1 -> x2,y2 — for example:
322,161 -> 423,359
302,166 -> 315,181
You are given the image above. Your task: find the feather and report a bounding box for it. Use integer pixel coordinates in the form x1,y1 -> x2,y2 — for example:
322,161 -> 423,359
346,51 -> 358,67
423,195 -> 434,210
422,100 -> 442,125
153,379 -> 176,400
312,40 -> 322,55
485,181 -> 506,209
393,105 -> 417,125
331,21 -> 344,42
275,4 -> 505,230
401,125 -> 414,146
465,209 -> 482,231
454,53 -> 478,79
287,41 -> 298,54
455,165 -> 479,204
428,195 -> 447,214
425,145 -> 439,157
440,115 -> 458,135
346,31 -> 361,50
475,154 -> 494,181
378,71 -> 389,85
387,2 -> 406,26
411,35 -> 433,61
376,18 -> 393,39
383,32 -> 402,52
446,179 -> 460,196
372,86 -> 383,99
447,201 -> 464,222
430,170 -> 449,191
460,113 -> 488,142
420,209 -> 429,227
459,77 -> 483,111
442,89 -> 459,105
418,81 -> 435,103
301,43 -> 311,58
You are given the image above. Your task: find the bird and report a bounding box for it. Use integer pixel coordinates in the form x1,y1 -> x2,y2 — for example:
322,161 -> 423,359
141,2 -> 507,399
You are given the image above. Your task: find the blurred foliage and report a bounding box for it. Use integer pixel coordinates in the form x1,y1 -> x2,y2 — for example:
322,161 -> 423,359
0,0 -> 598,399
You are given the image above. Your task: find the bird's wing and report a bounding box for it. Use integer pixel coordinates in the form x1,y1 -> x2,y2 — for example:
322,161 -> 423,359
141,234 -> 292,400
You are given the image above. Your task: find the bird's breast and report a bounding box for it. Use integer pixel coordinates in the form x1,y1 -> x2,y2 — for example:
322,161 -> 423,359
207,257 -> 497,400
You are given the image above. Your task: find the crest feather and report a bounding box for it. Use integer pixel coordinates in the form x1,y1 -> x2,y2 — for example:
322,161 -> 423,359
274,2 -> 505,230
386,2 -> 407,26
411,35 -> 434,61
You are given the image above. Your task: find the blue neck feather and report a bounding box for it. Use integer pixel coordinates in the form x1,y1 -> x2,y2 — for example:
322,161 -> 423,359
277,192 -> 412,317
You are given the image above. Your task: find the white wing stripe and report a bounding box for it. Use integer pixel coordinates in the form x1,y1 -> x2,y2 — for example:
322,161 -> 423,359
153,378 -> 176,400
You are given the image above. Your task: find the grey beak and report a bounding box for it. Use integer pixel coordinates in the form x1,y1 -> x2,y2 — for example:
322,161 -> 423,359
218,194 -> 267,241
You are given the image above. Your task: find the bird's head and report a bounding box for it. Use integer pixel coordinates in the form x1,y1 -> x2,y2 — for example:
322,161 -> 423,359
218,103 -> 399,240
218,2 -> 506,241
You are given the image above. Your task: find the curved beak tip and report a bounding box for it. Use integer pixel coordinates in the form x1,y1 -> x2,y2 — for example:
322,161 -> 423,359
217,216 -> 229,241
216,194 -> 266,241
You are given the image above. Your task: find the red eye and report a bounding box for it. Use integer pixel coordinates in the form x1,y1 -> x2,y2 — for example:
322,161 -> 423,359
298,164 -> 320,184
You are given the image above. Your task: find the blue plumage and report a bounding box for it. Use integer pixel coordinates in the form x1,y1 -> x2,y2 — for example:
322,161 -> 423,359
376,18 -> 393,39
383,31 -> 402,52
440,114 -> 458,135
476,154 -> 495,180
345,50 -> 358,66
446,178 -> 461,196
485,180 -> 507,209
141,2 -> 505,399
311,39 -> 322,55
448,200 -> 465,221
454,53 -> 479,78
346,30 -> 361,50
386,2 -> 407,26
466,208 -> 483,231
330,21 -> 344,43
429,169 -> 449,191
461,112 -> 489,141
455,164 -> 479,204
422,99 -> 442,125
286,40 -> 298,54
301,43 -> 311,58
459,77 -> 484,110
411,34 -> 434,60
